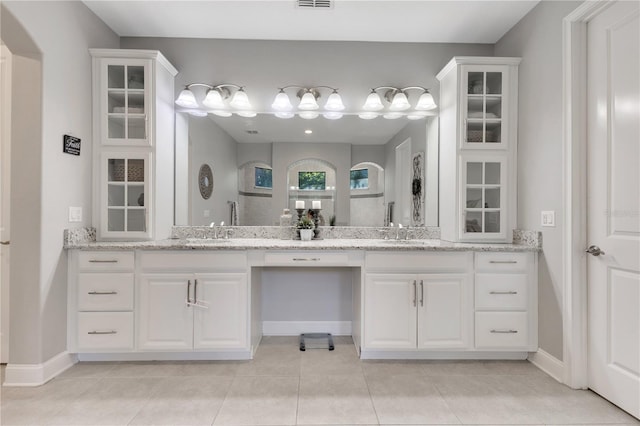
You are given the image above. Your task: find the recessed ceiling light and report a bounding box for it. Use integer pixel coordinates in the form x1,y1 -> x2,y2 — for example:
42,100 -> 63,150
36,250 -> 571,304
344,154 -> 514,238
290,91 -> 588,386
304,129 -> 313,134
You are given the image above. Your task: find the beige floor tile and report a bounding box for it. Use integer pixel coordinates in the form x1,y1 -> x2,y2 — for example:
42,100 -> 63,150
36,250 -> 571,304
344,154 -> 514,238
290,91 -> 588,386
213,376 -> 299,425
483,360 -> 548,376
367,374 -> 460,424
178,360 -> 241,376
129,376 -> 233,425
297,374 -> 378,425
236,344 -> 302,376
431,374 -> 543,424
45,377 -> 162,425
420,360 -> 494,376
301,343 -> 363,376
362,359 -> 426,376
57,361 -> 118,378
107,361 -> 186,377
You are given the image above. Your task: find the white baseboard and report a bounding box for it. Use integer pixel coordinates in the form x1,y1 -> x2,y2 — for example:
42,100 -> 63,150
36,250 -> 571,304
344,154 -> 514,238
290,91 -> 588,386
262,321 -> 352,336
3,351 -> 77,387
77,350 -> 252,362
360,350 -> 529,360
528,348 -> 564,382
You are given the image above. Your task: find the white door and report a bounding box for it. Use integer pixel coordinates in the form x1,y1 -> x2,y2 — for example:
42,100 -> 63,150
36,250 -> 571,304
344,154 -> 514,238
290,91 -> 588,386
417,274 -> 470,349
587,1 -> 640,418
363,273 -> 417,349
193,273 -> 248,349
138,274 -> 193,350
0,43 -> 12,363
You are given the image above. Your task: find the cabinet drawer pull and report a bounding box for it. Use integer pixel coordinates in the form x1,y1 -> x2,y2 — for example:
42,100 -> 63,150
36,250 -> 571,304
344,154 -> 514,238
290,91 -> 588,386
88,259 -> 119,263
292,258 -> 320,261
489,260 -> 518,264
489,291 -> 518,295
413,280 -> 417,307
88,291 -> 118,295
490,329 -> 518,334
88,330 -> 117,335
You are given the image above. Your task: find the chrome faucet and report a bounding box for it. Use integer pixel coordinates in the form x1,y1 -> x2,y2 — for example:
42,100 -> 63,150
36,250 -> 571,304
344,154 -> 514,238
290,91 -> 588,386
209,222 -> 217,239
396,223 -> 403,240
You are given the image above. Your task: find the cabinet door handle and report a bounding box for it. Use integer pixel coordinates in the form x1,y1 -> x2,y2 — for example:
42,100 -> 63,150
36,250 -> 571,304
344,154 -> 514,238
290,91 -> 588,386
419,280 -> 424,307
88,330 -> 117,335
194,279 -> 198,304
489,260 -> 518,264
292,258 -> 320,262
89,259 -> 118,263
413,280 -> 417,307
88,291 -> 118,295
489,291 -> 517,295
187,280 -> 192,304
490,329 -> 518,334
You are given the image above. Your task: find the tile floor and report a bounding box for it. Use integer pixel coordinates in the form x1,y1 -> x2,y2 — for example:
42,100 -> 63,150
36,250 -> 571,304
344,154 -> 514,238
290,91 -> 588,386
1,336 -> 638,426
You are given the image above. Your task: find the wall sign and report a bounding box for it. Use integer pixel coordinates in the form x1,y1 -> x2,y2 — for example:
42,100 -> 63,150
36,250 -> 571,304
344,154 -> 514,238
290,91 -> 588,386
63,134 -> 81,156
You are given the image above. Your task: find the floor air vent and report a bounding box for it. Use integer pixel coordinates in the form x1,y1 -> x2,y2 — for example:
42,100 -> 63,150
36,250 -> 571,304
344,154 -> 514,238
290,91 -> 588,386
297,0 -> 333,9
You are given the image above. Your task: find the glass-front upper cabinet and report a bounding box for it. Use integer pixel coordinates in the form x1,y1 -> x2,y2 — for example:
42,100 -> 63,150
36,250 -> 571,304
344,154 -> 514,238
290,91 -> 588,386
100,59 -> 151,146
100,152 -> 151,240
461,156 -> 506,241
462,66 -> 509,149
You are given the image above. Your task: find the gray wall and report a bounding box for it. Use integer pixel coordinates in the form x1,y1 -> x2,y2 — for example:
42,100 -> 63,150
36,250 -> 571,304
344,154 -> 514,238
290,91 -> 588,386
1,1 -> 119,364
495,0 -> 581,361
188,116 -> 238,226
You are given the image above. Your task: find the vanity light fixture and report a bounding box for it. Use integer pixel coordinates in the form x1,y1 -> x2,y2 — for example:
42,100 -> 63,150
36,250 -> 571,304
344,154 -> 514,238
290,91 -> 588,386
361,86 -> 437,119
272,85 -> 345,120
175,83 -> 255,117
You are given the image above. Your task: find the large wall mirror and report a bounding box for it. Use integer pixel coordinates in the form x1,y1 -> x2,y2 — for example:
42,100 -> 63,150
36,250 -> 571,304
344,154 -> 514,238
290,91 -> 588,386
175,112 -> 439,227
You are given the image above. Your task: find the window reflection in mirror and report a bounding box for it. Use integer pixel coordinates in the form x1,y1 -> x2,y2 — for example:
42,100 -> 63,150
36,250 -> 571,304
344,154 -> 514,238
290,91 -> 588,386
238,162 -> 273,226
350,163 -> 385,227
287,159 -> 336,225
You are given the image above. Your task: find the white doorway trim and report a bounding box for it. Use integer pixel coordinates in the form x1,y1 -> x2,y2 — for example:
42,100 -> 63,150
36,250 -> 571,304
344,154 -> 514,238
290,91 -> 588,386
561,0 -> 613,390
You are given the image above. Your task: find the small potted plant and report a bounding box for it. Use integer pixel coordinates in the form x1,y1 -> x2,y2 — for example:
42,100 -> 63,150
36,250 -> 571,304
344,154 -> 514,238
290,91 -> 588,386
297,216 -> 315,241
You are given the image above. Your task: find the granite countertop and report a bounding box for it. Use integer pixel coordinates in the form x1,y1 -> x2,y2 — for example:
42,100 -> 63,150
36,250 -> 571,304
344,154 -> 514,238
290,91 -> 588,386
65,237 -> 539,252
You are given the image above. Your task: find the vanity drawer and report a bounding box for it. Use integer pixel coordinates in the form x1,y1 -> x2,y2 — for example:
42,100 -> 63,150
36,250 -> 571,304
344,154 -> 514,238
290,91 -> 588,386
475,312 -> 528,348
77,312 -> 134,350
77,273 -> 134,311
78,251 -> 134,272
475,252 -> 530,272
366,252 -> 471,272
263,252 -> 350,266
475,273 -> 527,310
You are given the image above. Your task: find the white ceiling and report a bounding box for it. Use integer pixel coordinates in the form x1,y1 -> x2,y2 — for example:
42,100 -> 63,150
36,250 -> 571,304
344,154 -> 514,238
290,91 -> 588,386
82,0 -> 538,44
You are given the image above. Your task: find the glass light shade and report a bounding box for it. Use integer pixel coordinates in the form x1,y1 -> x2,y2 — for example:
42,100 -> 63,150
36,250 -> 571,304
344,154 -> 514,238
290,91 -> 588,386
358,112 -> 379,120
324,92 -> 345,111
175,88 -> 198,108
389,91 -> 411,111
202,89 -> 226,109
362,91 -> 384,111
323,111 -> 343,120
298,92 -> 319,110
415,92 -> 437,110
383,112 -> 403,119
272,91 -> 293,111
211,110 -> 232,117
298,111 -> 319,119
237,111 -> 257,118
275,111 -> 295,119
229,89 -> 252,110
187,110 -> 208,117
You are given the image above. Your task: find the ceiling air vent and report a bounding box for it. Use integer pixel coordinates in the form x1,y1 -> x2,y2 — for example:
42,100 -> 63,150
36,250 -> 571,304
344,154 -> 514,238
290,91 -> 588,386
245,130 -> 259,135
297,0 -> 333,9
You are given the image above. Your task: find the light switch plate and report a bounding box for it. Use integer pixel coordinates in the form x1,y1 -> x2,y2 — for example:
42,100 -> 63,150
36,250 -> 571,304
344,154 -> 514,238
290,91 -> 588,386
69,206 -> 82,223
541,210 -> 555,227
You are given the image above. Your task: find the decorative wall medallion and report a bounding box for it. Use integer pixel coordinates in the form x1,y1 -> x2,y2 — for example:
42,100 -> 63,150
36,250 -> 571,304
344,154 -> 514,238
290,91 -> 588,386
412,152 -> 425,226
198,164 -> 214,200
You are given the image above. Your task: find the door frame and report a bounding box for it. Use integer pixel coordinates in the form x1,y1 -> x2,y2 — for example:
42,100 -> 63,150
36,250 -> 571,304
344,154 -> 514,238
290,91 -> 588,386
562,0 -> 614,389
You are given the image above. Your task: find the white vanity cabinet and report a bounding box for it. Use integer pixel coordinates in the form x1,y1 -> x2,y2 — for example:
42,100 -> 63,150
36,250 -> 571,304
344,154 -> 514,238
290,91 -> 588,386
91,49 -> 177,241
137,251 -> 249,352
363,252 -> 473,353
437,57 -> 520,243
67,250 -> 135,352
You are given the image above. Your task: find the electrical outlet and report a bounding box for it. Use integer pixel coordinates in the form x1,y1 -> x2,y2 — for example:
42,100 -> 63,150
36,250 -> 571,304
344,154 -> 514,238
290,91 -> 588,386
69,206 -> 82,223
541,210 -> 555,227
203,210 -> 210,218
